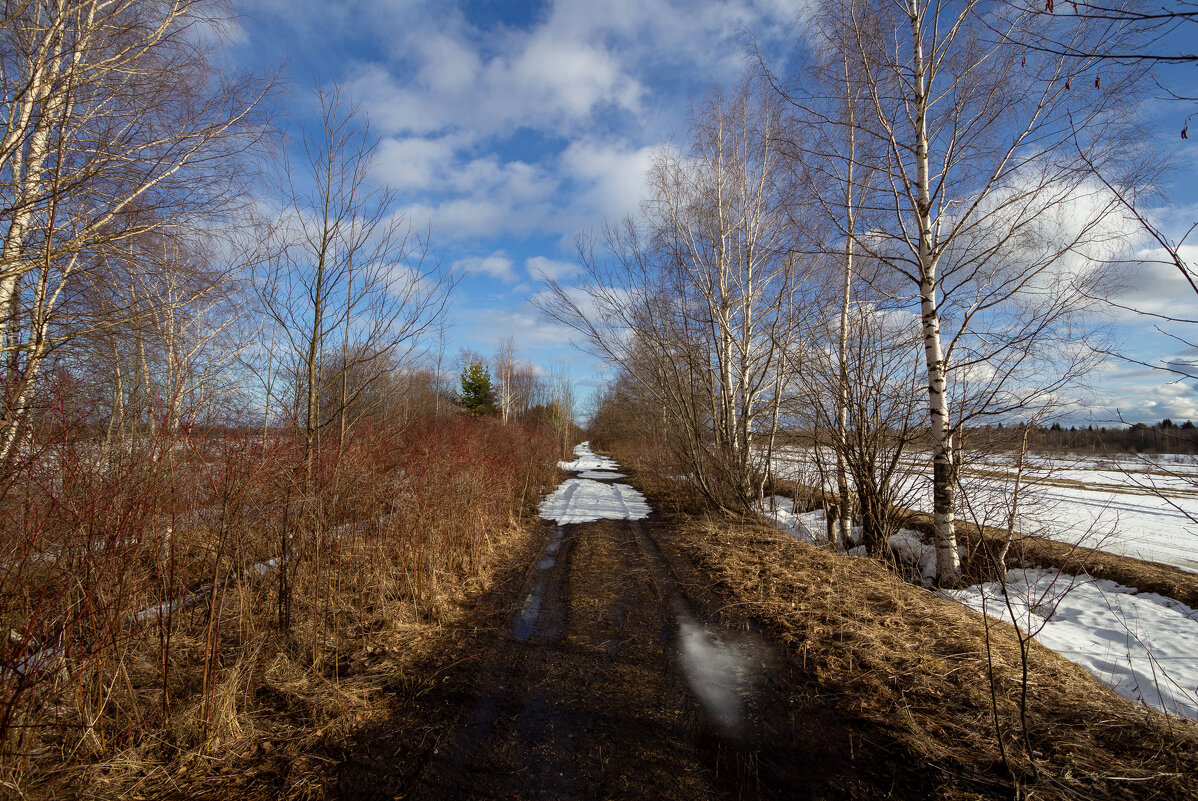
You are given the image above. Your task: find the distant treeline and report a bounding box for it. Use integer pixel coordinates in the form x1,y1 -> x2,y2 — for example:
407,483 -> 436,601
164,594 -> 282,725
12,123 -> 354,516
1027,420 -> 1198,455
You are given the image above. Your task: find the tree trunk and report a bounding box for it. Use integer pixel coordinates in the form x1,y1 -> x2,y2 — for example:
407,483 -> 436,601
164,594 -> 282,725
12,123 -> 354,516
909,0 -> 960,586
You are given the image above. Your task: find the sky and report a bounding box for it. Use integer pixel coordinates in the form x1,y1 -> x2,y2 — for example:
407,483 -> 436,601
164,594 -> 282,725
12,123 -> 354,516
228,0 -> 1198,427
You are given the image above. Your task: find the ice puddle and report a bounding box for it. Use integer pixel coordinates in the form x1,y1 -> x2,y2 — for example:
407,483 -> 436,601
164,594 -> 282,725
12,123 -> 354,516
676,614 -> 766,737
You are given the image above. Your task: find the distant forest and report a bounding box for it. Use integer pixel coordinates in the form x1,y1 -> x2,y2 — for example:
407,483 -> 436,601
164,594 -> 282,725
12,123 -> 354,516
1029,420 -> 1198,455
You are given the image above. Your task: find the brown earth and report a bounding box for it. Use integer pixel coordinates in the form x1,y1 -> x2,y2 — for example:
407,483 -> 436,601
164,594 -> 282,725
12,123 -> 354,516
329,509 -> 926,800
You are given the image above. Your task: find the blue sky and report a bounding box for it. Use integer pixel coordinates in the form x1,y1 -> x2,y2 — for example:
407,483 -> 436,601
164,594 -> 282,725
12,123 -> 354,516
229,0 -> 1198,426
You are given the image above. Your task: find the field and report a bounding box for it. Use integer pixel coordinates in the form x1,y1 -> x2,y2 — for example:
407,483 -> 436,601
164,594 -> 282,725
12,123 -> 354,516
766,447 -> 1198,721
770,448 -> 1198,574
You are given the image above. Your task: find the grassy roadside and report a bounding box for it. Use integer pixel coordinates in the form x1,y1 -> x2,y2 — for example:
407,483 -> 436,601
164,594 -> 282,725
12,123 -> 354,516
121,512 -> 548,799
627,466 -> 1198,800
99,506 -> 552,801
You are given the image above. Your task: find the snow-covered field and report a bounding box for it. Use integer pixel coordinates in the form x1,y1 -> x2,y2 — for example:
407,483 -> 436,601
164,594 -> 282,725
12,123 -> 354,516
539,443 -> 650,525
761,453 -> 1198,720
770,448 -> 1198,574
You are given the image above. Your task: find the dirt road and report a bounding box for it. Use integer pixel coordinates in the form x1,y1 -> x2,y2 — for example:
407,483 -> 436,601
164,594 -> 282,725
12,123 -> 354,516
368,498 -> 858,800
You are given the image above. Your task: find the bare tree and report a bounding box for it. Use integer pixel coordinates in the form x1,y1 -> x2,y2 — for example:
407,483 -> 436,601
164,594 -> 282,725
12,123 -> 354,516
257,83 -> 451,477
833,0 -> 1139,584
0,0 -> 273,469
765,0 -> 888,544
795,287 -> 926,556
254,83 -> 452,635
539,79 -> 817,509
495,335 -> 516,424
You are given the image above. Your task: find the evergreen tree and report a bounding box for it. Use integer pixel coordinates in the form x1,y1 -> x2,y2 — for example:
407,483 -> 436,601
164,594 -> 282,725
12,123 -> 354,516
457,361 -> 498,415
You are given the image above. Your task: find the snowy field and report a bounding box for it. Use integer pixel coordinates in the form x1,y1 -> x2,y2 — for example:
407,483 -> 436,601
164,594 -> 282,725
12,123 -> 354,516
758,466 -> 1198,720
770,448 -> 1198,574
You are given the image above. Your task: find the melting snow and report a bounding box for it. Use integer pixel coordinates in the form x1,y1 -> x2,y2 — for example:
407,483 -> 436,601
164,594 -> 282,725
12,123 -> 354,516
559,441 -> 621,473
538,478 -> 651,525
754,496 -> 827,545
540,443 -> 650,524
578,470 -> 626,480
952,570 -> 1198,720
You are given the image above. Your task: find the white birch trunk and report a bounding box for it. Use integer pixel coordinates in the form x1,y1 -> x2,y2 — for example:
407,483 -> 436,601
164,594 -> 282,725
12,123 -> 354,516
909,0 -> 960,585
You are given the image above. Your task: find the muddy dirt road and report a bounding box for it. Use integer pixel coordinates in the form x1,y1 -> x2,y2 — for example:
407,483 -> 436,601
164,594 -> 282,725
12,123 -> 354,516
369,476 -> 856,800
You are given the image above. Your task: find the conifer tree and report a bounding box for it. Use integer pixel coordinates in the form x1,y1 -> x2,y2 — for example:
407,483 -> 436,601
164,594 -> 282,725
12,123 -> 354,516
457,361 -> 498,415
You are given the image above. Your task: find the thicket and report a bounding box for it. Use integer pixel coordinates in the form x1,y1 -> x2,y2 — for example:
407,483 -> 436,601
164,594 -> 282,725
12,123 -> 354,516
0,3 -> 569,795
0,384 -> 560,795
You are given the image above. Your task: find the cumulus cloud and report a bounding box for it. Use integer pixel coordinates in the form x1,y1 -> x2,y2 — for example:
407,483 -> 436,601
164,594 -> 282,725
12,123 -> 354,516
560,140 -> 659,225
373,136 -> 458,190
1110,245 -> 1198,322
238,0 -> 807,378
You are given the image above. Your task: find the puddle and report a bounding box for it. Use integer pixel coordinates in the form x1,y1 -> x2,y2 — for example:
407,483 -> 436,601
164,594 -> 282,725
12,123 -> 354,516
512,526 -> 567,641
513,581 -> 544,641
626,519 -> 771,739
676,615 -> 767,738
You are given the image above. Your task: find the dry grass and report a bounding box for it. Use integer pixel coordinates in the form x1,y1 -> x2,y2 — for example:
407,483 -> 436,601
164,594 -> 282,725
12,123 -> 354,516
72,510 -> 547,801
603,448 -> 1198,800
656,511 -> 1198,799
0,417 -> 562,800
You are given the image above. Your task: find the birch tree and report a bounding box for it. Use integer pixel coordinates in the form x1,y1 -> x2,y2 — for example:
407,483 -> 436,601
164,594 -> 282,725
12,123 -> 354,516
0,0 -> 271,468
769,0 -> 885,545
539,80 -> 816,509
495,335 -> 515,424
836,0 -> 1137,584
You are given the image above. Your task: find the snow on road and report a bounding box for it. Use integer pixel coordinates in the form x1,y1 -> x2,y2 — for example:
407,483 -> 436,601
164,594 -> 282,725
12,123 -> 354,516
539,443 -> 650,525
952,570 -> 1198,720
558,443 -> 621,473
578,470 -> 626,480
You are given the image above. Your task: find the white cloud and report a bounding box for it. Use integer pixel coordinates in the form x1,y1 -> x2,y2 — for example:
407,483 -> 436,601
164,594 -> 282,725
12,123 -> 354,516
527,255 -> 579,282
453,251 -> 517,283
560,140 -> 659,225
1112,245 -> 1198,322
374,136 -> 458,190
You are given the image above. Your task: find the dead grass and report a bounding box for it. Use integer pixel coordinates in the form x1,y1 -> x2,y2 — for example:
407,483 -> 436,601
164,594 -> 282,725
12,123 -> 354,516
659,512 -> 1198,799
71,511 -> 547,801
0,418 -> 562,800
607,452 -> 1198,800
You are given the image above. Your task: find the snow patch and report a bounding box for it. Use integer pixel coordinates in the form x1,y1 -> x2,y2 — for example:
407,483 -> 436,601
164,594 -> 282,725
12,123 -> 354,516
952,569 -> 1198,720
889,529 -> 966,587
753,496 -> 827,545
559,441 -> 620,473
538,478 -> 650,525
578,470 -> 626,480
